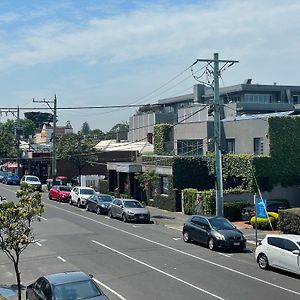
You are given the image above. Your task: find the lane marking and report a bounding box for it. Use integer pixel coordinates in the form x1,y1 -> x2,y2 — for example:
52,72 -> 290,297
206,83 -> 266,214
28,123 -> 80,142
40,216 -> 48,221
93,278 -> 127,300
218,253 -> 232,258
35,242 -> 42,247
45,202 -> 300,296
172,238 -> 181,241
57,256 -> 66,262
92,240 -> 226,300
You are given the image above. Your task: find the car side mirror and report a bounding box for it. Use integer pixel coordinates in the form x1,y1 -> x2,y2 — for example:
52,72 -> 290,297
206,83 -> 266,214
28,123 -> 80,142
120,204 -> 123,208
292,249 -> 300,255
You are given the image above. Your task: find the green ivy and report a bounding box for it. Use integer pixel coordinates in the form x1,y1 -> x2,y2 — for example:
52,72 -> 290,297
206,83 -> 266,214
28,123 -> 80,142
154,124 -> 173,155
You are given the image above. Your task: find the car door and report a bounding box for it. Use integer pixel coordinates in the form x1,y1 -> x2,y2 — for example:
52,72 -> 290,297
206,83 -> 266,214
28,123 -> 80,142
110,199 -> 119,216
278,238 -> 300,274
31,277 -> 46,300
52,186 -> 59,200
89,195 -> 97,211
71,187 -> 79,203
115,199 -> 124,218
266,237 -> 284,267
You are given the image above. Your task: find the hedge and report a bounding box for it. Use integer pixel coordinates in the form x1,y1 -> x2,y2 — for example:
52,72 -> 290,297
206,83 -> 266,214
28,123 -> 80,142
278,208 -> 300,234
149,194 -> 176,212
98,179 -> 109,194
250,212 -> 279,230
224,201 -> 250,221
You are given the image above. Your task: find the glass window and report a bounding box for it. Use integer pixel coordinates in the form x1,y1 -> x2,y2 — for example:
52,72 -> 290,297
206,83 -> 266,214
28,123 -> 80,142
226,139 -> 235,154
293,95 -> 299,104
161,176 -> 169,194
244,94 -> 272,104
177,139 -> 203,156
282,239 -> 299,252
254,137 -> 264,155
267,237 -> 283,248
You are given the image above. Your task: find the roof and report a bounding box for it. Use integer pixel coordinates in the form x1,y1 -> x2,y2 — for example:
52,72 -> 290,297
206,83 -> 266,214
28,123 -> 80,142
94,139 -> 154,153
222,111 -> 294,122
44,271 -> 90,285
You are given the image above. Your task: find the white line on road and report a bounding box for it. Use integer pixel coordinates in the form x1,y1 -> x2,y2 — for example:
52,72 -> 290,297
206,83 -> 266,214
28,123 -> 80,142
92,240 -> 226,300
35,242 -> 42,247
46,203 -> 300,297
218,253 -> 232,258
40,216 -> 48,221
172,237 -> 181,241
57,256 -> 66,262
93,278 -> 127,300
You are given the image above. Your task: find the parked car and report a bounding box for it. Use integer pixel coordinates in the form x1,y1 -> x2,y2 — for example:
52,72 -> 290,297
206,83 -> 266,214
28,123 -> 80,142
49,185 -> 73,202
26,271 -> 108,300
20,175 -> 42,191
108,198 -> 151,223
70,186 -> 96,207
241,200 -> 290,221
255,234 -> 300,275
182,215 -> 246,251
0,195 -> 7,204
3,173 -> 20,185
86,194 -> 114,214
0,171 -> 7,182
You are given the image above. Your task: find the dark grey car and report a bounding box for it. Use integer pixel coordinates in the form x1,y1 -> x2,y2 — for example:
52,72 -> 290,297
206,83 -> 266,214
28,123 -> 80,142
86,194 -> 114,215
26,271 -> 108,300
108,198 -> 150,223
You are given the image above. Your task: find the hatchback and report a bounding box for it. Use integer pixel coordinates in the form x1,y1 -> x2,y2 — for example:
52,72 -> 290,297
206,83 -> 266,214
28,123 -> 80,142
20,175 -> 42,191
255,234 -> 300,275
108,198 -> 150,222
86,194 -> 114,214
49,185 -> 72,202
69,186 -> 95,207
3,173 -> 20,185
183,215 -> 246,251
26,271 -> 108,300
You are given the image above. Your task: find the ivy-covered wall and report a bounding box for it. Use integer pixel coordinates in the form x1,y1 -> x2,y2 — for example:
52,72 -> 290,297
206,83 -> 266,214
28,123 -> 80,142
154,124 -> 173,155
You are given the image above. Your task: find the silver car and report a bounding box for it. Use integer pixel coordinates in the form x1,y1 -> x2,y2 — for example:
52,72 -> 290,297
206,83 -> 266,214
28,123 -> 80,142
108,198 -> 150,223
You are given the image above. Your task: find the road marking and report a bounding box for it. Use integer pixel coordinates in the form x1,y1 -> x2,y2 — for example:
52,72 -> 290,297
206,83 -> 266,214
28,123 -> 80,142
35,242 -> 42,247
40,216 -> 47,221
45,202 -> 300,296
57,256 -> 66,262
132,225 -> 141,228
218,253 -> 232,258
93,278 -> 127,300
92,239 -> 226,300
165,225 -> 182,231
172,237 -> 181,241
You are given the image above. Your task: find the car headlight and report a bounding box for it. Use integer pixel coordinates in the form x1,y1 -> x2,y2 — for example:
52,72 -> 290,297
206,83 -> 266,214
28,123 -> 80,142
242,234 -> 246,240
100,204 -> 106,208
215,233 -> 225,240
127,210 -> 134,215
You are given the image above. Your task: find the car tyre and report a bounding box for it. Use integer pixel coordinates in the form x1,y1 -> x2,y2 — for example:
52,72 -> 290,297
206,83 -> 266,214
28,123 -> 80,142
96,206 -> 101,215
69,198 -> 73,205
122,213 -> 128,222
108,209 -> 113,218
208,237 -> 216,250
86,204 -> 90,212
257,253 -> 269,270
77,200 -> 81,208
183,230 -> 191,243
48,194 -> 52,200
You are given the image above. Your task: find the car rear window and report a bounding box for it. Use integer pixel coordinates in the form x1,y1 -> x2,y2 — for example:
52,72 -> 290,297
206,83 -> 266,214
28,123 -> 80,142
26,176 -> 40,182
124,200 -> 143,208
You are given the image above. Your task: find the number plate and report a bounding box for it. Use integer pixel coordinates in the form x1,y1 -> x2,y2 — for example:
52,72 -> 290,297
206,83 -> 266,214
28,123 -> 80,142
233,242 -> 240,246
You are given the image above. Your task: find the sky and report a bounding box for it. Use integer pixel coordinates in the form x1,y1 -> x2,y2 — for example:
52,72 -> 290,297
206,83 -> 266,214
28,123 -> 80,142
1,0 -> 300,132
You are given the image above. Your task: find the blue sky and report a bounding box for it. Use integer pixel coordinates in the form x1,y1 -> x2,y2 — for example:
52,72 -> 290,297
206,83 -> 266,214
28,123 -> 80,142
1,0 -> 300,132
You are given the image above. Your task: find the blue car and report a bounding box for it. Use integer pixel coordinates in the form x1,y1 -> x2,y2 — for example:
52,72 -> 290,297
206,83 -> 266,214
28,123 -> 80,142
3,173 -> 20,185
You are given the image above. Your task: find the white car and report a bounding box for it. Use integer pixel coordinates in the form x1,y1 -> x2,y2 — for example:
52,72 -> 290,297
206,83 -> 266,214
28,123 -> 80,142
20,175 -> 42,191
255,234 -> 300,275
69,187 -> 95,208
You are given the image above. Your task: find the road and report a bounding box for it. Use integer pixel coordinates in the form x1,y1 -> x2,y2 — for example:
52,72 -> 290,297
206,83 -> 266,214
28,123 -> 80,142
0,185 -> 299,300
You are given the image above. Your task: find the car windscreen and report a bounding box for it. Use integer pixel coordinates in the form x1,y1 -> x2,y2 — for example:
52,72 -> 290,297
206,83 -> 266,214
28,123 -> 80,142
26,176 -> 40,182
99,195 -> 113,202
80,189 -> 94,195
208,218 -> 235,230
53,279 -> 102,300
59,186 -> 72,191
124,200 -> 143,208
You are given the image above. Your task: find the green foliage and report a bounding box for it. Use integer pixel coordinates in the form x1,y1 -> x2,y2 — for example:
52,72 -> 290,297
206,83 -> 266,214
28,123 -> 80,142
0,126 -> 16,159
141,155 -> 174,166
154,124 -> 172,155
19,118 -> 36,138
98,180 -> 109,194
24,111 -> 54,129
135,170 -> 159,203
182,188 -> 198,215
250,212 -> 279,230
105,122 -> 129,139
224,201 -> 250,221
278,208 -> 300,234
56,133 -> 95,175
81,122 -> 91,135
150,194 -> 176,212
173,157 -> 214,190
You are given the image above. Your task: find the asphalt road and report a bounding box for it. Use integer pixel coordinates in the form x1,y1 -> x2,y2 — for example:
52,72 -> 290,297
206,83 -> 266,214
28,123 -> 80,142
0,185 -> 300,300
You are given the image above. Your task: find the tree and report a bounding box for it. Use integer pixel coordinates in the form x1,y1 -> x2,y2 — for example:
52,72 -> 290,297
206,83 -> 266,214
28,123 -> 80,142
106,122 -> 129,139
0,121 -> 17,160
135,170 -> 159,203
0,186 -> 44,300
81,122 -> 91,135
56,133 -> 95,176
24,112 -> 54,129
19,119 -> 36,138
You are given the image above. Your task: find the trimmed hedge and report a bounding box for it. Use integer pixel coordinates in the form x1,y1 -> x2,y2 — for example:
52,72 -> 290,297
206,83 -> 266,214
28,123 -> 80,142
182,188 -> 198,215
278,208 -> 300,234
149,194 -> 176,212
250,212 -> 279,230
224,201 -> 250,221
98,179 -> 109,194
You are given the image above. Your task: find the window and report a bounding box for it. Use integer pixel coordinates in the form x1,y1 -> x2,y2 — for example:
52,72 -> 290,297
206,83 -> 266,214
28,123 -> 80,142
177,139 -> 203,156
282,239 -> 299,252
161,176 -> 169,194
254,138 -> 264,155
293,95 -> 299,104
225,139 -> 235,154
244,94 -> 272,104
267,237 -> 283,248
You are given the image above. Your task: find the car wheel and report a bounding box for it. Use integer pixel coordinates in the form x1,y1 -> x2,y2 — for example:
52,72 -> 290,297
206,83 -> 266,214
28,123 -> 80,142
208,237 -> 215,250
108,209 -> 113,218
48,194 -> 52,200
77,200 -> 81,208
183,230 -> 191,243
257,253 -> 269,270
122,213 -> 128,222
86,204 -> 90,212
69,198 -> 73,205
96,206 -> 101,215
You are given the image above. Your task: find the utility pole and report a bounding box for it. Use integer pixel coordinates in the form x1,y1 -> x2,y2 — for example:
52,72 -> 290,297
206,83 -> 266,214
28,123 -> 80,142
195,53 -> 238,216
33,95 -> 57,181
16,106 -> 21,177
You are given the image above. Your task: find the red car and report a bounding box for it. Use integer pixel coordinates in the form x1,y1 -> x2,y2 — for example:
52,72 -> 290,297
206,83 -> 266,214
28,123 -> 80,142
48,185 -> 72,202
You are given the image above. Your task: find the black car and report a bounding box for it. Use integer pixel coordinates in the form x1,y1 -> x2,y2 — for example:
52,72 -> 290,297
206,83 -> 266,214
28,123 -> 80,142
86,193 -> 114,214
241,200 -> 289,221
26,271 -> 108,300
182,215 -> 246,251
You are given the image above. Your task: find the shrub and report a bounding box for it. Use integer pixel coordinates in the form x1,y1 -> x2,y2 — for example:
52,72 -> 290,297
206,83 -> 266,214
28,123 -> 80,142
149,194 -> 176,212
250,212 -> 279,230
98,179 -> 109,194
182,188 -> 198,215
224,201 -> 250,221
278,208 -> 300,234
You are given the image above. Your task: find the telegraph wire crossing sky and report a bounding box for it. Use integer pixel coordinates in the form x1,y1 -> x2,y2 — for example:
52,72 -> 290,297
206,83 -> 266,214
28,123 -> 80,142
0,0 -> 300,131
